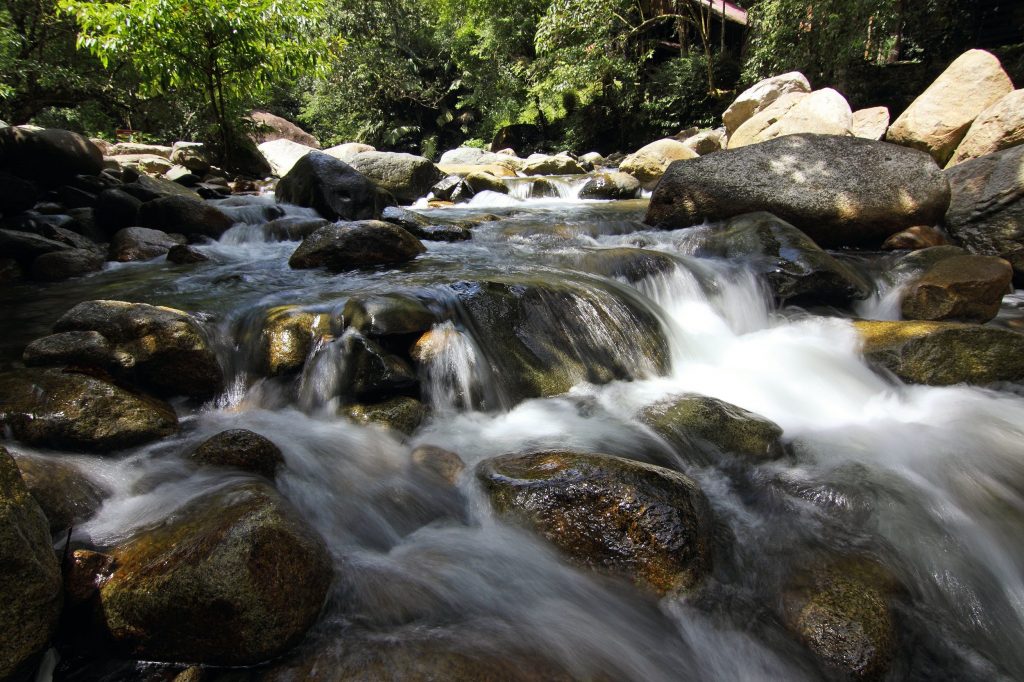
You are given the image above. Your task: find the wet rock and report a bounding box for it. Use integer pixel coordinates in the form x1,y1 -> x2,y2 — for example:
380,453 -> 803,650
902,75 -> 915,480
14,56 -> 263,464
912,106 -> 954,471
527,177 -> 559,199
379,206 -> 473,242
880,225 -> 947,250
851,106 -> 890,141
23,330 -> 117,369
345,336 -> 418,401
573,247 -> 677,283
342,293 -> 436,336
0,228 -> 70,263
259,306 -> 330,376
947,89 -> 1024,166
782,558 -> 899,680
258,139 -> 315,177
723,71 -> 811,136
167,244 -> 210,264
13,453 -> 105,533
639,394 -> 785,462
900,254 -> 1012,323
0,368 -> 178,452
410,445 -> 466,485
88,481 -> 332,665
275,152 -> 387,221
138,195 -> 234,239
887,49 -> 1012,165
123,173 -> 203,202
52,300 -> 224,400
478,451 -> 713,594
341,397 -> 426,435
109,227 -> 183,262
943,145 -> 1024,284
94,188 -> 143,237
619,138 -> 698,189
853,319 -> 1024,385
0,447 -> 62,682
646,134 -> 951,249
0,126 -> 104,186
687,213 -> 871,306
189,429 -> 284,480
578,172 -> 641,200
289,220 -> 425,271
0,258 -> 23,282
348,151 -> 444,204
31,248 -> 104,281
261,217 -> 329,241
464,170 -> 508,194
250,110 -> 320,148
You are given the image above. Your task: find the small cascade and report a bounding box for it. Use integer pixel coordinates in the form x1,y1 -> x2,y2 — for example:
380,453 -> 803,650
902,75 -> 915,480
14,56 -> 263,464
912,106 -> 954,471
414,320 -> 489,412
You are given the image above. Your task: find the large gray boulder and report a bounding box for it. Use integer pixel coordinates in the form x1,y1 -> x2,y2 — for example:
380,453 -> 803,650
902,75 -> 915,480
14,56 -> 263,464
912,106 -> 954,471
258,138 -> 315,177
348,151 -> 444,204
886,49 -> 1013,165
0,447 -> 62,682
289,220 -> 425,271
0,126 -> 103,186
944,145 -> 1024,283
646,134 -> 950,248
275,152 -> 387,221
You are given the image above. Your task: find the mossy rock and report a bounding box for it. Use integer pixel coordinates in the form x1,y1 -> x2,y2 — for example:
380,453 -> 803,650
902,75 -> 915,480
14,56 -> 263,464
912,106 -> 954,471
477,451 -> 713,594
189,429 -> 285,480
573,247 -> 678,283
0,368 -> 178,452
638,393 -> 785,462
13,454 -> 105,533
852,320 -> 1024,385
345,335 -> 418,401
341,397 -> 426,435
342,293 -> 436,337
783,557 -> 900,680
0,447 -> 62,682
259,306 -> 330,376
90,481 -> 332,666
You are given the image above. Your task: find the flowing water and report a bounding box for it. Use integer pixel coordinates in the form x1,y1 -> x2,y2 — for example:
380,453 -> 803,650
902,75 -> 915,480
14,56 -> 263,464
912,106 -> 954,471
4,191 -> 1024,681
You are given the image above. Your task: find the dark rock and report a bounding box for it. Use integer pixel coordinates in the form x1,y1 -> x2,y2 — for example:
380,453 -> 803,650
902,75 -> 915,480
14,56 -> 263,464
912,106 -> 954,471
138,195 -> 234,239
645,134 -> 950,248
13,454 -> 105,533
578,172 -> 642,200
58,184 -> 97,209
189,429 -> 284,480
31,248 -> 104,281
289,220 -> 425,271
0,368 -> 178,452
122,174 -> 202,202
430,175 -> 472,201
342,397 -> 426,435
52,300 -> 224,400
573,247 -> 678,283
528,177 -> 559,198
86,481 -> 332,665
0,171 -> 39,214
167,244 -> 210,264
900,254 -> 1012,322
110,227 -> 184,262
0,447 -> 62,681
345,336 -> 418,401
261,217 -> 329,241
0,258 -> 23,281
478,451 -> 713,594
688,213 -> 871,306
342,293 -> 436,336
276,152 -> 388,221
0,126 -> 103,186
0,228 -> 70,263
24,221 -> 100,252
639,394 -> 785,462
23,330 -> 117,369
379,206 -> 471,241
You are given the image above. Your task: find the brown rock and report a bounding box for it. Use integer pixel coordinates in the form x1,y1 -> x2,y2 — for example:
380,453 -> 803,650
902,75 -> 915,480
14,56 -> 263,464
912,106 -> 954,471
900,254 -> 1011,322
189,429 -> 285,479
881,225 -> 947,250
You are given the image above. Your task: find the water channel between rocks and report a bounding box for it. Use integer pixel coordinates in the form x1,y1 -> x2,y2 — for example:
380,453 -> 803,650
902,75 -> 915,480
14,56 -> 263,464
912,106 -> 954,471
4,192 -> 1024,681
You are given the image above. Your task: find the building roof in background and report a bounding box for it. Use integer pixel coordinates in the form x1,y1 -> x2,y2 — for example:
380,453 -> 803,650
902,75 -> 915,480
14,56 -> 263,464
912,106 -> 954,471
693,0 -> 748,26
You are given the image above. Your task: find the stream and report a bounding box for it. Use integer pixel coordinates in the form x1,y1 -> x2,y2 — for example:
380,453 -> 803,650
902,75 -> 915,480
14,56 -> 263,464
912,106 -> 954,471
4,186 -> 1024,681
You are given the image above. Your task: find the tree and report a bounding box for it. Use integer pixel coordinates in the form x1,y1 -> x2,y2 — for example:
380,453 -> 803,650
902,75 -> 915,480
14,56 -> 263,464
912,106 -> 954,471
59,0 -> 327,159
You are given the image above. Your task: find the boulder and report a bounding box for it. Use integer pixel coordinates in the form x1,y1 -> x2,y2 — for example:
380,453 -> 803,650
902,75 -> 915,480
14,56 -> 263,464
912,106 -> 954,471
0,447 -> 62,681
170,142 -> 211,173
13,454 -> 104,533
723,71 -> 812,136
886,49 -> 1013,165
0,126 -> 104,186
109,154 -> 174,175
0,229 -> 70,264
783,558 -> 899,680
639,394 -> 785,462
123,172 -> 203,202
258,306 -> 330,376
0,368 -> 178,452
619,138 -> 698,188
463,170 -> 508,194
83,481 -> 331,665
109,227 -> 183,262
258,138 -> 316,177
51,300 -> 224,400
522,154 -> 585,176
260,217 -> 330,242
341,396 -> 426,435
23,330 -> 116,369
881,225 -> 947,250
189,429 -> 285,479
682,128 -> 725,155
342,293 -> 436,336
429,175 -> 475,202
378,206 -> 473,242
437,162 -> 519,178
727,92 -> 808,149
344,335 -> 418,400
686,213 -> 871,306
851,107 -> 891,141
167,244 -> 210,264
322,142 -> 375,163
275,152 -> 386,221
573,247 -> 678,283
852,320 -> 1024,385
477,451 -> 713,594
348,151 -> 444,204
94,188 -> 142,236
138,195 -> 234,239
250,110 -> 320,148
728,88 -> 852,148
947,89 -> 1024,166
109,143 -> 172,158
646,134 -> 951,248
578,172 -> 641,200
289,220 -> 425,271
900,254 -> 1012,323
30,248 -> 104,281
0,171 -> 39,214
943,145 -> 1024,283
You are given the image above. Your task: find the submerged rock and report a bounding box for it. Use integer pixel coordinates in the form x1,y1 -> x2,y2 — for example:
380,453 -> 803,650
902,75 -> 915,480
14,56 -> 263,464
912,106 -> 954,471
0,368 -> 178,452
573,247 -> 677,283
853,320 -> 1024,385
85,481 -> 332,665
410,445 -> 466,486
477,451 -> 713,594
138,195 -> 234,239
342,293 -> 436,336
276,152 -> 388,221
0,447 -> 62,682
645,134 -> 950,248
345,335 -> 418,401
289,221 -> 425,271
14,454 -> 105,533
639,394 -> 785,462
167,244 -> 210,264
900,254 -> 1012,323
341,396 -> 426,435
189,429 -> 285,480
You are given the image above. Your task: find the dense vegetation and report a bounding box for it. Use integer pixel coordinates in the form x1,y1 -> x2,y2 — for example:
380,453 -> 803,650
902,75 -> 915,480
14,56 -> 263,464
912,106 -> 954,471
2,0 -> 1020,159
